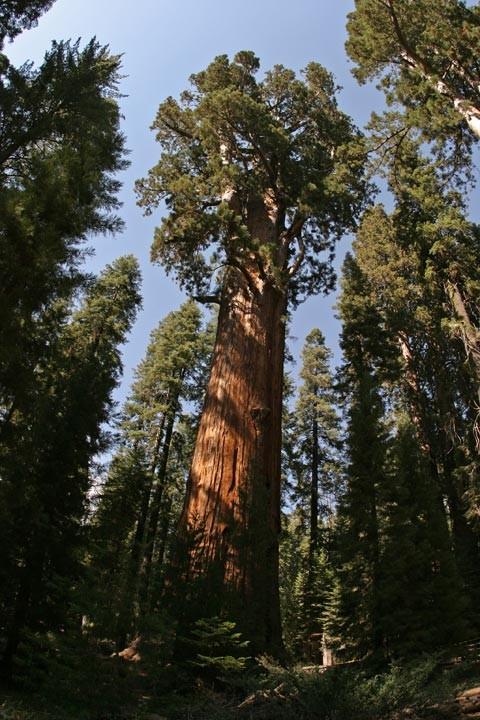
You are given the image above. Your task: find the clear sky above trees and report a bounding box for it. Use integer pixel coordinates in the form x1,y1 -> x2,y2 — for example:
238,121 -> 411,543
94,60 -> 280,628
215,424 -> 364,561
5,0 -> 384,399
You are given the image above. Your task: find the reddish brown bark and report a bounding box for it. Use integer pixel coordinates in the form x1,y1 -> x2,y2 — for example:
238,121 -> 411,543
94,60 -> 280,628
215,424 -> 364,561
172,186 -> 294,655
178,259 -> 286,654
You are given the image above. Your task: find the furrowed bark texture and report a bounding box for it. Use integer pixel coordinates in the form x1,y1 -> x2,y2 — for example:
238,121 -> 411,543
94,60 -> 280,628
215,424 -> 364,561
179,259 -> 286,654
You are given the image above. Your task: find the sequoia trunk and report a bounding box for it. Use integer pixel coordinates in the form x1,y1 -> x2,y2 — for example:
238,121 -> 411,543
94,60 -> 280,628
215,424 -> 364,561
178,265 -> 286,655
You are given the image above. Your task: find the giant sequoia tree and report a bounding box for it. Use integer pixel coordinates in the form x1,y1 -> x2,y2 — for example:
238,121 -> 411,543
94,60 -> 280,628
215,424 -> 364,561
137,52 -> 367,652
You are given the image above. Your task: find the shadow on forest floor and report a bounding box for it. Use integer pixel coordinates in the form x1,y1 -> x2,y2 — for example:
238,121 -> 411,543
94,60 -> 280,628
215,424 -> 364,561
1,640 -> 479,720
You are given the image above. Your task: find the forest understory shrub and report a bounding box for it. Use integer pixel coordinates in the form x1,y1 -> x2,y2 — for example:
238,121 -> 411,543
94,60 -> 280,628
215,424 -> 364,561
1,645 -> 479,720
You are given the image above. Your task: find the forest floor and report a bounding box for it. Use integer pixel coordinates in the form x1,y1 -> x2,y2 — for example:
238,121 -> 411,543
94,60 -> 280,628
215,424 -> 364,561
1,639 -> 479,720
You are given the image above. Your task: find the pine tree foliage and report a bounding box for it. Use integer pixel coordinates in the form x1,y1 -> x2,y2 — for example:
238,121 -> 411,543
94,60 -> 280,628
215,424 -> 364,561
347,145 -> 480,598
184,617 -> 250,678
346,0 -> 480,171
279,510 -> 334,659
280,330 -> 340,656
88,301 -> 214,644
291,329 -> 340,528
0,5 -> 136,675
0,37 -> 127,439
324,179 -> 473,660
0,1 -> 55,48
379,416 -> 467,658
0,8 -> 479,691
0,256 -> 141,671
136,51 -> 367,304
326,359 -> 386,661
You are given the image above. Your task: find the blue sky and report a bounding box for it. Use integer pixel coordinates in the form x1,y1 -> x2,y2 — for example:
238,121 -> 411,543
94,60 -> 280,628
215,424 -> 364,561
6,0 -> 383,400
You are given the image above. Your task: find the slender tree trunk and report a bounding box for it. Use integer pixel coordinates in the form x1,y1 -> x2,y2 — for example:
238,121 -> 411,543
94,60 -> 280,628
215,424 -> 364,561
140,410 -> 175,612
385,0 -> 480,138
434,351 -> 480,604
178,263 -> 286,655
446,281 -> 480,384
368,483 -> 383,657
403,51 -> 480,138
398,333 -> 447,488
115,487 -> 150,649
150,492 -> 173,605
398,333 -> 434,453
1,544 -> 45,677
399,332 -> 479,605
115,419 -> 168,648
305,418 -> 321,650
443,453 -> 480,610
309,417 -> 319,563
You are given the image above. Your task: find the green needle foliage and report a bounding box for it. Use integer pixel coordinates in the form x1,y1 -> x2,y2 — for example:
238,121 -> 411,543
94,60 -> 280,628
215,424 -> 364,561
291,329 -> 340,532
0,4 -> 135,678
0,256 -> 141,675
325,170 -> 472,661
0,1 -> 55,48
380,416 -> 467,658
183,617 -> 250,682
349,142 -> 480,594
326,354 -> 387,662
137,50 -> 369,658
346,0 -> 480,175
1,6 -> 479,704
136,50 -> 368,305
280,330 -> 340,657
0,37 -> 128,437
87,301 -> 214,646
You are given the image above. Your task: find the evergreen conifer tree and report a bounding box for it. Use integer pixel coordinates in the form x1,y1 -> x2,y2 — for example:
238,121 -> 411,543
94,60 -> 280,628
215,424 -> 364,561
328,363 -> 386,661
0,256 -> 141,674
0,1 -> 55,48
346,0 -> 480,166
349,146 -> 480,609
326,188 -> 472,660
380,416 -> 466,658
137,51 -> 367,654
0,37 -> 127,447
285,330 -> 340,654
88,301 -> 214,647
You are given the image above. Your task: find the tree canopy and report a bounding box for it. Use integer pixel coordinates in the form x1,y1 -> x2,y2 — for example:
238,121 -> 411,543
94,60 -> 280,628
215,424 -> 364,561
0,0 -> 55,48
136,51 -> 368,305
346,0 -> 480,176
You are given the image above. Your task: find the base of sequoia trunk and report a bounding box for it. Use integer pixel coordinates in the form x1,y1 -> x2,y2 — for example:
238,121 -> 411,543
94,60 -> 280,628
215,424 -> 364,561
172,268 -> 286,658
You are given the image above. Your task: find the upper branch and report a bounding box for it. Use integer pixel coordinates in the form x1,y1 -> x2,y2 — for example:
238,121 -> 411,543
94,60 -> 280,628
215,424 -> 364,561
287,235 -> 306,278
